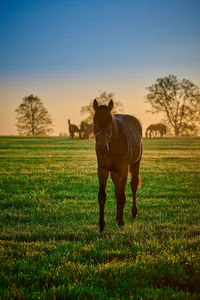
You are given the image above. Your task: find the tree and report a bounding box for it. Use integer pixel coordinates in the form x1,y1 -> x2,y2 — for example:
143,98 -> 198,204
15,95 -> 54,136
146,75 -> 200,136
80,91 -> 124,123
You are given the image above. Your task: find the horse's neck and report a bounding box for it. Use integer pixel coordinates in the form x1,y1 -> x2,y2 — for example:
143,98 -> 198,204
112,117 -> 122,142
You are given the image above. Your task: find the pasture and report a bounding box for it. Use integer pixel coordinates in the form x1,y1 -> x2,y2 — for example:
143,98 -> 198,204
0,136 -> 200,299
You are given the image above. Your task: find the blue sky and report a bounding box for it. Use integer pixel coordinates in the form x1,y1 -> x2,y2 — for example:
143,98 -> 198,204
0,0 -> 200,134
1,0 -> 200,75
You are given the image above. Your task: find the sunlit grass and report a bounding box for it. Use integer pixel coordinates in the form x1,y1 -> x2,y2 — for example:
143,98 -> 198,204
0,136 -> 200,299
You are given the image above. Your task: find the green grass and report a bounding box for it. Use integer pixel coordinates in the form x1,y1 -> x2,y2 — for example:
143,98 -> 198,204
0,136 -> 200,299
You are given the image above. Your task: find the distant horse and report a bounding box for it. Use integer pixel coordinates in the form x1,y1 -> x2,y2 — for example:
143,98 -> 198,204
146,123 -> 166,138
93,99 -> 143,232
68,120 -> 80,138
80,121 -> 93,139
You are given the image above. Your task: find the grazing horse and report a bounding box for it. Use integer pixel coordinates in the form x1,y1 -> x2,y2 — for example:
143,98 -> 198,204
80,121 -> 93,139
93,99 -> 142,232
146,123 -> 166,138
68,120 -> 80,138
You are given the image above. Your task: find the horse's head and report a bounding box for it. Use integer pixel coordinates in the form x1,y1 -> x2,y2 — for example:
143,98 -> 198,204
93,99 -> 113,155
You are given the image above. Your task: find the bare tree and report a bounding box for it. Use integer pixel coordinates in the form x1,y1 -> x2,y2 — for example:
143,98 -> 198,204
15,95 -> 54,136
146,75 -> 200,136
81,91 -> 123,123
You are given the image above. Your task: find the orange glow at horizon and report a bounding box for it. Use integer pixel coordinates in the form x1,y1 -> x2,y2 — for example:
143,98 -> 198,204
1,71 -> 197,136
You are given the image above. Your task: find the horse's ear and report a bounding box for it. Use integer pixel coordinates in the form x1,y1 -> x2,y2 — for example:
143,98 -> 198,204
93,99 -> 99,111
108,99 -> 114,111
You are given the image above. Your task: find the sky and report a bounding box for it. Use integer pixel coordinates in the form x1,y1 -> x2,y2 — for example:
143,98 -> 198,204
0,0 -> 200,135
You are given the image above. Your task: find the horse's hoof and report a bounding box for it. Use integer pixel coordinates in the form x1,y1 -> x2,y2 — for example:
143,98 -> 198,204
99,223 -> 105,232
132,208 -> 138,218
99,220 -> 105,233
132,214 -> 137,219
99,226 -> 104,233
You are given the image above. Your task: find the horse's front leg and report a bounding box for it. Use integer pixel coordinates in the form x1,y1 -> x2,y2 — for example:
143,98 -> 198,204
98,167 -> 109,232
111,169 -> 128,227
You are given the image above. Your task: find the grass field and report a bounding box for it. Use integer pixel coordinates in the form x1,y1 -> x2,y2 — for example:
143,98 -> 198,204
0,136 -> 200,299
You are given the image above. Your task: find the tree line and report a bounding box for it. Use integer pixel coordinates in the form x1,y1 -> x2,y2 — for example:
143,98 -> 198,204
15,75 -> 200,137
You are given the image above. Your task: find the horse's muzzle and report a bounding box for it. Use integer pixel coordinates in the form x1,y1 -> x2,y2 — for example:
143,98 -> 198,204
96,142 -> 109,155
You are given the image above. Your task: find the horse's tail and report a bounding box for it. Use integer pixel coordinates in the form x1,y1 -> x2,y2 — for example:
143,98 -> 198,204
138,175 -> 141,189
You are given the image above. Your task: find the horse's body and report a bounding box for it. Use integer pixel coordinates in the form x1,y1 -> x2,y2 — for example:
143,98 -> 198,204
146,123 -> 166,138
93,100 -> 142,232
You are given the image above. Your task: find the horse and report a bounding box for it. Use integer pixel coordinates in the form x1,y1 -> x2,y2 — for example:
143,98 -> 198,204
93,99 -> 143,232
146,123 -> 166,138
68,120 -> 80,138
80,121 -> 93,139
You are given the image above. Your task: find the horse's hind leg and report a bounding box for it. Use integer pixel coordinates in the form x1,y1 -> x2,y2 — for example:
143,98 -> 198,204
130,161 -> 140,218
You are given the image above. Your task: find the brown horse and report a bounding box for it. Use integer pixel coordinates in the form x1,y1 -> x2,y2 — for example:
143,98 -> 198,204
68,120 -> 80,138
146,123 -> 166,138
80,121 -> 93,139
93,99 -> 143,232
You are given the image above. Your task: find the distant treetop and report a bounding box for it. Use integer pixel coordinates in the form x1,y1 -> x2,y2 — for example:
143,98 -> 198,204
80,91 -> 124,123
15,94 -> 54,136
146,75 -> 200,136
